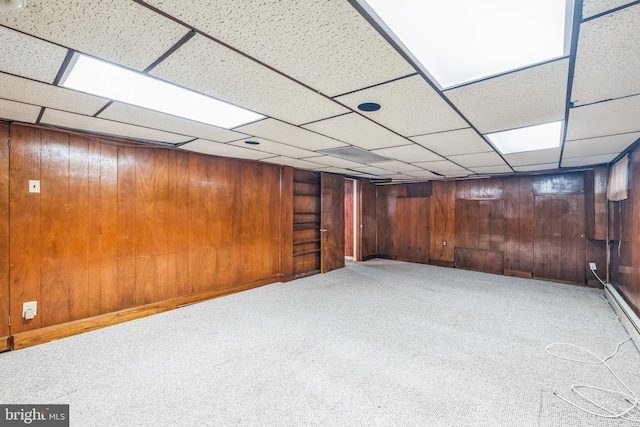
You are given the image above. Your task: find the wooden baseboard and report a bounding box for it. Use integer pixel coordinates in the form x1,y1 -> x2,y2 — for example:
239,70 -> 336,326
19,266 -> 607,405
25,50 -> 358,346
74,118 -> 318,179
504,269 -> 533,279
605,284 -> 640,351
429,259 -> 455,268
0,336 -> 10,352
279,274 -> 295,282
11,276 -> 278,350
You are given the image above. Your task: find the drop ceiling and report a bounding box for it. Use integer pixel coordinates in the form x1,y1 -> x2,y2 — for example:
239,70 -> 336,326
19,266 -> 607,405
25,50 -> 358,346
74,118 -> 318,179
1,0 -> 639,182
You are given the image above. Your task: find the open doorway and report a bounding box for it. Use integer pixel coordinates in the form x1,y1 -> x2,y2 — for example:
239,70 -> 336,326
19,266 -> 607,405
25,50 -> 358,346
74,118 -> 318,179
344,179 -> 357,260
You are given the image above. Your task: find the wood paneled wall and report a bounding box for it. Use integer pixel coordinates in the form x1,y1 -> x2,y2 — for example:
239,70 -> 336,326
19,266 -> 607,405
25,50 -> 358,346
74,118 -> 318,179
429,181 -> 455,265
360,179 -> 377,260
0,123 -> 9,351
610,149 -> 640,316
344,179 -> 354,258
8,124 -> 284,339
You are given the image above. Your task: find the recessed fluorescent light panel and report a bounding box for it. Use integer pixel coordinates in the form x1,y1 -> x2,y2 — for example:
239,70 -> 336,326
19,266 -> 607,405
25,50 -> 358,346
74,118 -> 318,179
358,0 -> 573,88
486,121 -> 563,154
60,53 -> 264,129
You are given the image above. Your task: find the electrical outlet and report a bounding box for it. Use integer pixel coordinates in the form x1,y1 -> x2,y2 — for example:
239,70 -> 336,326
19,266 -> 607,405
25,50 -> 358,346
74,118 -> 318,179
22,301 -> 37,320
589,262 -> 597,271
29,180 -> 40,193
442,241 -> 447,246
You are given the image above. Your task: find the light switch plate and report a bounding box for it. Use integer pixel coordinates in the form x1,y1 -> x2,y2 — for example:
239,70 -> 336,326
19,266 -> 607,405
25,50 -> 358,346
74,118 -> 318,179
29,180 -> 40,193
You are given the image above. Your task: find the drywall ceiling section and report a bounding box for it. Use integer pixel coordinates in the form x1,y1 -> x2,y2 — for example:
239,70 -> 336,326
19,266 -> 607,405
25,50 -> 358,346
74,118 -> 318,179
571,5 -> 640,106
447,151 -> 509,168
0,26 -> 67,83
0,99 -> 41,123
562,132 -> 640,158
150,35 -> 347,126
228,138 -> 317,159
334,75 -> 468,137
235,119 -> 347,151
0,0 -> 188,71
566,94 -> 640,140
410,128 -> 493,156
444,59 -> 569,134
180,139 -> 274,160
372,144 -> 444,163
303,113 -> 412,150
0,72 -> 109,116
100,102 -> 249,143
260,156 -> 325,170
40,109 -> 192,144
300,155 -> 368,169
561,153 -> 618,167
144,0 -> 416,97
582,0 -> 637,18
503,147 -> 561,167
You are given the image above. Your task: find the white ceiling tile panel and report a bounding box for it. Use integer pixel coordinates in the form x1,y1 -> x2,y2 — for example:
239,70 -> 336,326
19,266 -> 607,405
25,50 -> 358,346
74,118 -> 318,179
0,99 -> 41,123
562,132 -> 640,158
411,160 -> 469,173
145,0 -> 415,97
150,35 -> 347,125
382,174 -> 418,180
444,59 -> 569,133
40,109 -> 192,144
313,167 -> 360,175
446,152 -> 508,168
403,170 -> 442,178
437,171 -> 472,177
503,148 -> 561,167
372,144 -> 444,163
99,102 -> 248,143
513,163 -> 559,172
351,166 -> 398,175
229,138 -> 317,159
469,165 -> 514,174
566,95 -> 640,140
260,156 -> 325,170
0,26 -> 67,83
0,72 -> 109,116
0,0 -> 189,71
303,113 -> 412,150
180,139 -> 274,160
582,0 -> 636,19
410,128 -> 493,156
235,119 -> 346,151
572,5 -> 640,106
561,153 -> 618,167
334,75 -> 467,136
365,160 -> 422,173
300,156 -> 366,169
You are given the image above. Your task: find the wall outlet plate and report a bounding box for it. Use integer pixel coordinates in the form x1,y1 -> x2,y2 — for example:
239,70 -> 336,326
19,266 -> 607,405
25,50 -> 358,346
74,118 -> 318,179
589,262 -> 597,271
22,301 -> 37,320
29,180 -> 40,193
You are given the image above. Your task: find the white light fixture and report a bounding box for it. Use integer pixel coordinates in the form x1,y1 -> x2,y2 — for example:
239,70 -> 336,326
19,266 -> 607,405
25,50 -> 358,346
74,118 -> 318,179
486,121 -> 563,154
359,0 -> 572,88
0,0 -> 26,11
60,53 -> 265,129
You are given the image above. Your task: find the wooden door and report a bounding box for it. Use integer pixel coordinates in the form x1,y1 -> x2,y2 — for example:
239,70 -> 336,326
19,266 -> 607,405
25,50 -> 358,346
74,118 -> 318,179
395,197 -> 429,263
0,123 -> 9,351
344,179 -> 354,258
534,194 -> 586,283
321,173 -> 345,273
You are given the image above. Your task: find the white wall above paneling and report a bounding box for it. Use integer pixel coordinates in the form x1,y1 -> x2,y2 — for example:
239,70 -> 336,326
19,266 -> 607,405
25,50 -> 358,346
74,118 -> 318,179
235,119 -> 346,151
145,0 -> 416,97
571,5 -> 640,106
502,148 -> 561,167
372,144 -> 444,163
444,59 -> 569,134
0,0 -> 189,71
151,35 -> 347,126
180,139 -> 274,160
562,132 -> 640,158
566,95 -> 640,140
334,75 -> 467,137
411,128 -> 492,156
229,138 -> 318,159
0,26 -> 67,83
0,99 -> 41,123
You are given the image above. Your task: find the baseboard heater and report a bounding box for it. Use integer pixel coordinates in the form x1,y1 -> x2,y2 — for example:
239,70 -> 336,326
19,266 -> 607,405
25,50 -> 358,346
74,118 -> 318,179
604,283 -> 640,352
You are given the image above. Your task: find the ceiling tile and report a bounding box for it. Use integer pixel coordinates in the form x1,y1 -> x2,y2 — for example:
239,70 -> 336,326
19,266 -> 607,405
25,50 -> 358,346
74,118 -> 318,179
180,139 -> 274,160
229,138 -> 317,159
572,5 -> 640,106
562,132 -> 640,158
365,160 -> 422,172
260,156 -> 325,170
350,166 -> 398,175
145,0 -> 415,97
411,160 -> 469,173
382,174 -> 418,180
372,144 -> 444,163
410,128 -> 493,156
446,152 -> 508,168
40,109 -> 192,144
150,35 -> 347,125
0,26 -> 67,83
444,59 -> 569,133
99,102 -> 248,143
334,75 -> 467,136
561,153 -> 617,167
235,119 -> 346,151
300,155 -> 366,169
503,148 -> 561,167
312,167 -> 359,175
566,95 -> 640,140
469,165 -> 513,174
582,0 -> 636,19
513,163 -> 559,172
0,72 -> 108,116
0,0 -> 189,71
303,113 -> 412,150
403,170 -> 442,179
0,99 -> 41,123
